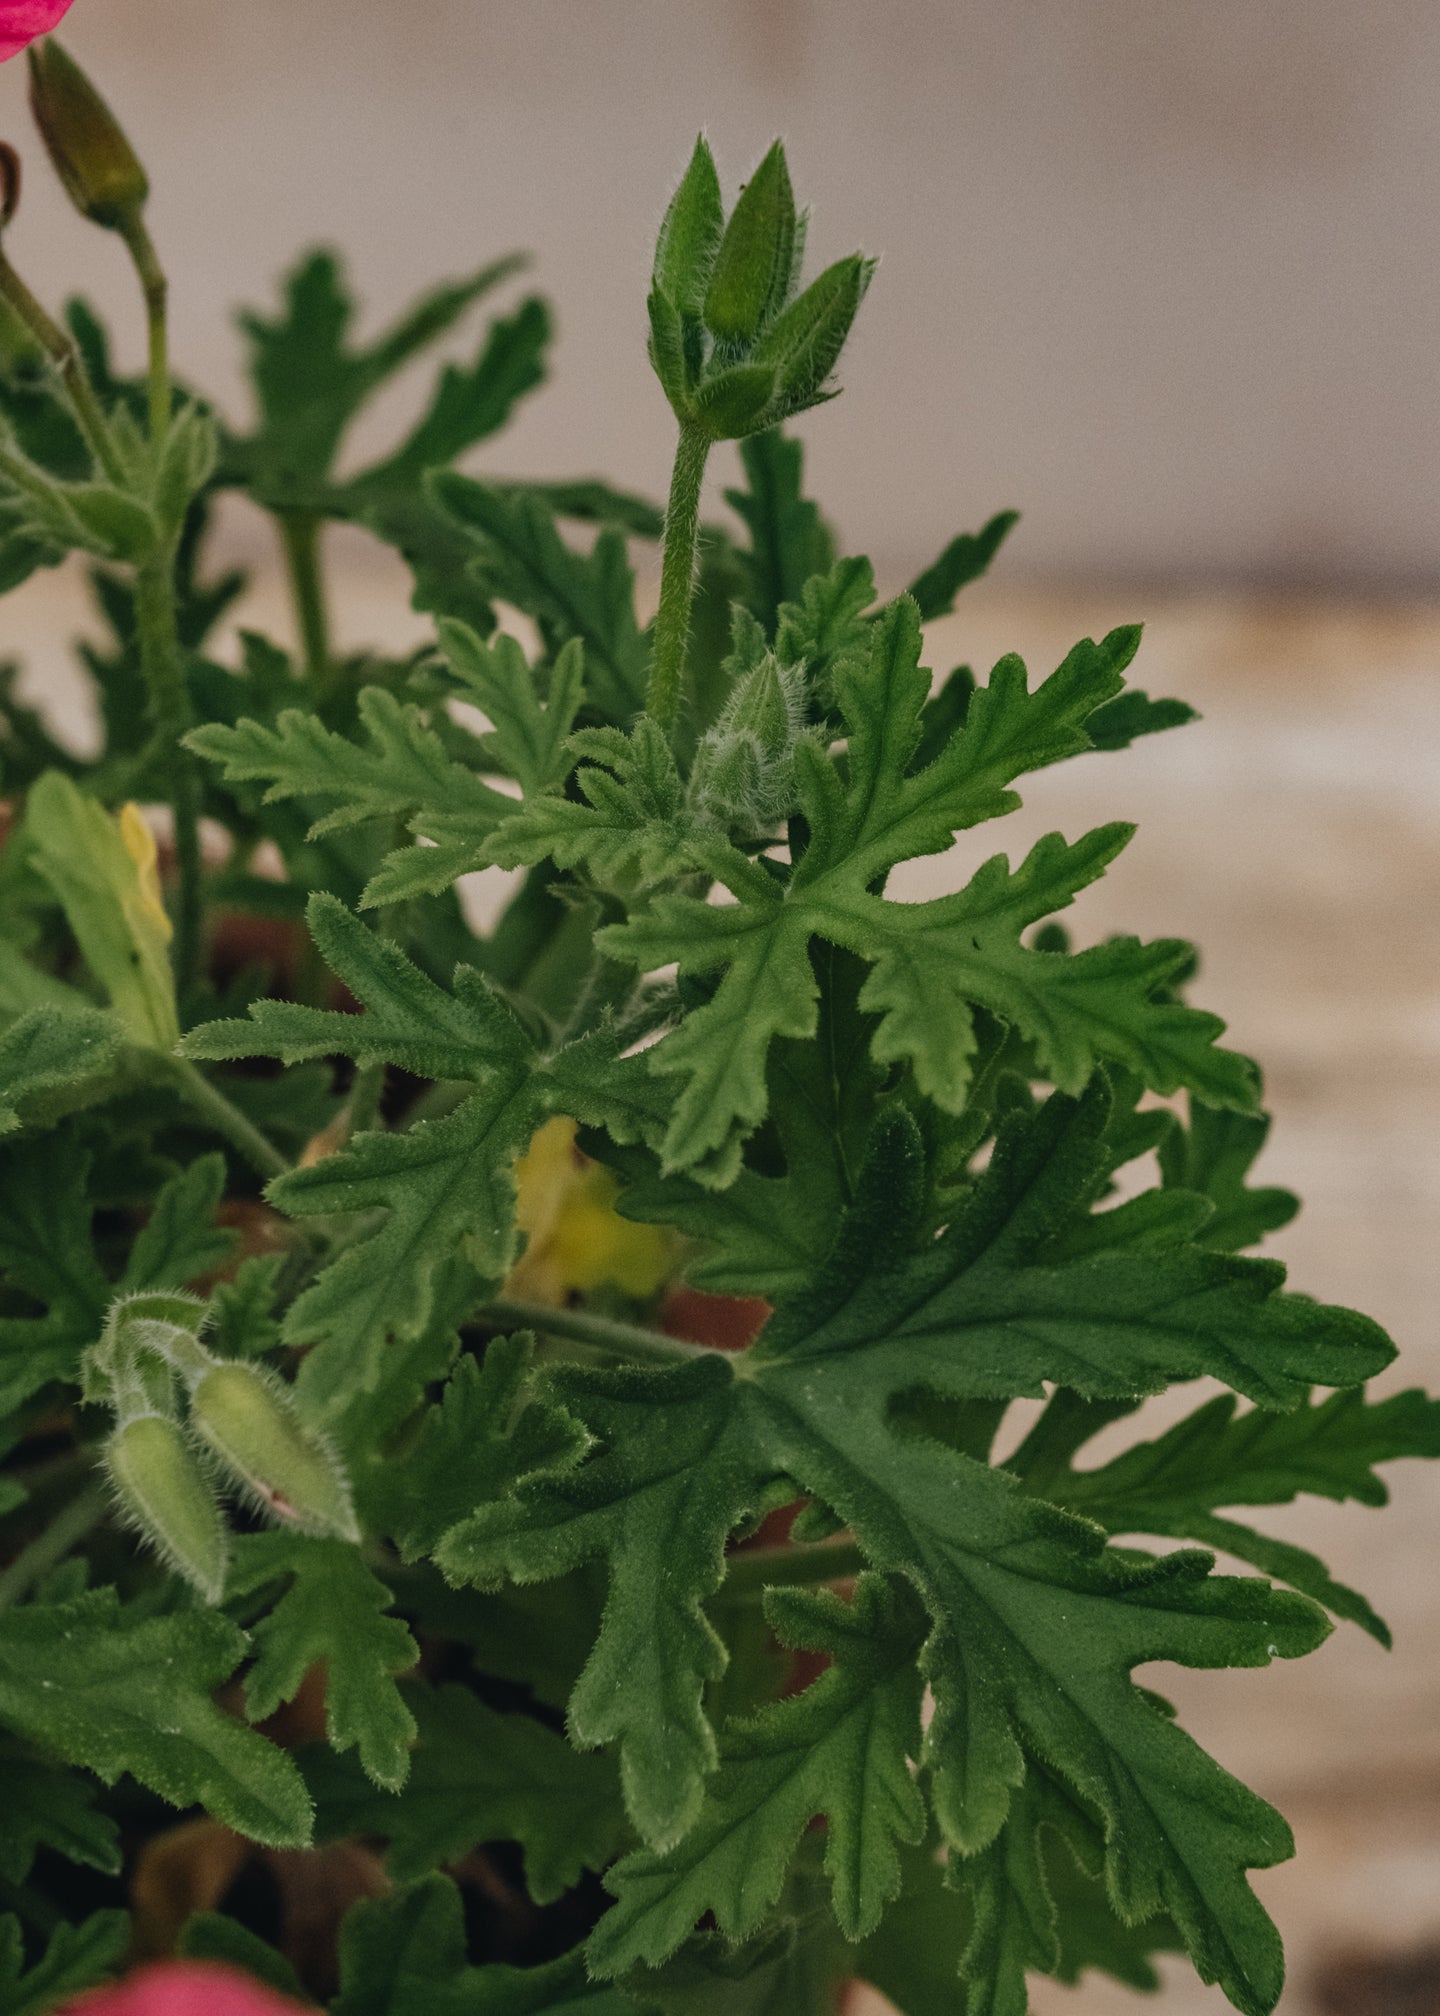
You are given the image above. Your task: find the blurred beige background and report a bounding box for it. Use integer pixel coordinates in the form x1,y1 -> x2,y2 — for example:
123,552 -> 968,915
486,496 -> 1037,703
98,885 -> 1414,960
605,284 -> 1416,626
3,0 -> 1440,588
4,4 -> 1439,2011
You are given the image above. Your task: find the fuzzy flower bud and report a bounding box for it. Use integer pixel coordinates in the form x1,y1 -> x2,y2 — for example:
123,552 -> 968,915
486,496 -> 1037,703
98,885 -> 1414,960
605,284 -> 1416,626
688,654 -> 810,831
27,36 -> 148,229
105,1412 -> 229,1605
188,1361 -> 359,1542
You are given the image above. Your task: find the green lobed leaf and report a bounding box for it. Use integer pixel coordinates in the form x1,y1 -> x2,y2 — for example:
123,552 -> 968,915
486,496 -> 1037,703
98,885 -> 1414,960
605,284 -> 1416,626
431,474 -> 648,723
589,1576 -> 926,1972
227,1530 -> 419,1790
182,894 -> 656,1412
0,1591 -> 313,1847
0,1133 -> 111,1412
440,1086 -> 1390,2009
0,1738 -> 122,1883
594,598 -> 1256,1174
332,1874 -> 649,2016
0,1004 -> 121,1137
304,1677 -> 628,1896
0,1910 -> 128,2016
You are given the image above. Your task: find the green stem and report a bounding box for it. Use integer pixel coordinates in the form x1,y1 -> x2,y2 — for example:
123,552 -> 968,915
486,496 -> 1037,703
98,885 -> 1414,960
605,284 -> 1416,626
0,1481 -> 109,1613
346,1059 -> 388,1136
118,213 -> 169,443
476,1295 -> 717,1365
166,1057 -> 290,1184
134,556 -> 202,991
718,1537 -> 865,1599
280,511 -> 333,692
0,249 -> 126,484
647,420 -> 710,735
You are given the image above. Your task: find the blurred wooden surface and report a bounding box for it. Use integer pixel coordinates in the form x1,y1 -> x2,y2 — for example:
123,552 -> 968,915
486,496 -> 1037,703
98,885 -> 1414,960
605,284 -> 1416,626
7,548 -> 1439,2012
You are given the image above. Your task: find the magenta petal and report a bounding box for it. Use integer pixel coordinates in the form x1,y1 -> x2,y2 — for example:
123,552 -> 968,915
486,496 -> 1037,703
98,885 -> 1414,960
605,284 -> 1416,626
0,0 -> 75,62
59,1958 -> 315,2016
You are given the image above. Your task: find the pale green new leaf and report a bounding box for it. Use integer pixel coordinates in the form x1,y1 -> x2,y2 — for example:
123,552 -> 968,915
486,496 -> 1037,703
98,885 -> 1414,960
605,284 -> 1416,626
228,1531 -> 419,1791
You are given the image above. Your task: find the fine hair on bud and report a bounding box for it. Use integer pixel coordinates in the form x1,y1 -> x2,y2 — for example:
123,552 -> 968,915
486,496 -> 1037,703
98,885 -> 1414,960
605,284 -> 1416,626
187,1358 -> 359,1542
688,652 -> 813,832
105,1412 -> 230,1604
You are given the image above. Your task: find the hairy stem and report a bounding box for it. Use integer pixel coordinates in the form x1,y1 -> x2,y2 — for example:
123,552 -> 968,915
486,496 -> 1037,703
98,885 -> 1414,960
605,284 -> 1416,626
0,249 -> 126,484
133,557 -> 202,991
165,1057 -> 290,1184
119,212 -> 169,444
647,420 -> 710,735
0,1480 -> 109,1613
280,512 -> 333,692
476,1294 -> 717,1364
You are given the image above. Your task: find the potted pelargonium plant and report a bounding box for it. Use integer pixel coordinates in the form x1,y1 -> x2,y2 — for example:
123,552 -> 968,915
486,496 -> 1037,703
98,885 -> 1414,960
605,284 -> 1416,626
0,17 -> 1435,2016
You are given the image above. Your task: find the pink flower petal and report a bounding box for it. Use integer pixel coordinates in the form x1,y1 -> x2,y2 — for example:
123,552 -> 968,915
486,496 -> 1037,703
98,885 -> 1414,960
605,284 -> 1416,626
59,1958 -> 315,2016
0,0 -> 74,63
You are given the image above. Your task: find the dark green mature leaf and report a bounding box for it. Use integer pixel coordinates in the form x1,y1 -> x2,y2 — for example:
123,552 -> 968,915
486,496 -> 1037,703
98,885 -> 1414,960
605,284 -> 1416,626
351,297 -> 550,494
594,943 -> 882,1298
360,1333 -> 587,1560
1160,1099 -> 1299,1251
332,1875 -> 648,2016
905,509 -> 1018,624
431,474 -> 649,723
758,1084 -> 1391,1412
178,1913 -> 306,2000
0,1006 -> 121,1136
228,1531 -> 419,1790
0,1739 -> 122,1883
182,895 -> 654,1413
1011,1383 -> 1440,1642
0,1591 -> 312,1846
0,1134 -> 110,1412
230,250 -> 530,504
724,431 -> 835,636
589,1577 -> 926,1972
120,1151 -> 236,1291
0,1910 -> 128,2016
951,1763 -> 1181,2015
590,597 -> 1257,1176
440,1082 -> 1391,2010
306,1678 -> 627,1895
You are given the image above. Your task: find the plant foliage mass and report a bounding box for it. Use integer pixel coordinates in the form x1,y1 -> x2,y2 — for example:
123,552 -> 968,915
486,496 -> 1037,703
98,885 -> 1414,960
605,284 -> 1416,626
0,78 -> 1432,2016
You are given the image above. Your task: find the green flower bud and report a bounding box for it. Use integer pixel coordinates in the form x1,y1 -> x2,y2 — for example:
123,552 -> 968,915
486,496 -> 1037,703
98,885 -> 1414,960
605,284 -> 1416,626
755,254 -> 875,416
689,654 -> 810,830
189,1361 -> 358,1542
27,39 -> 149,232
652,134 -> 722,319
702,141 -> 797,345
106,1412 -> 229,1604
690,361 -> 777,441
